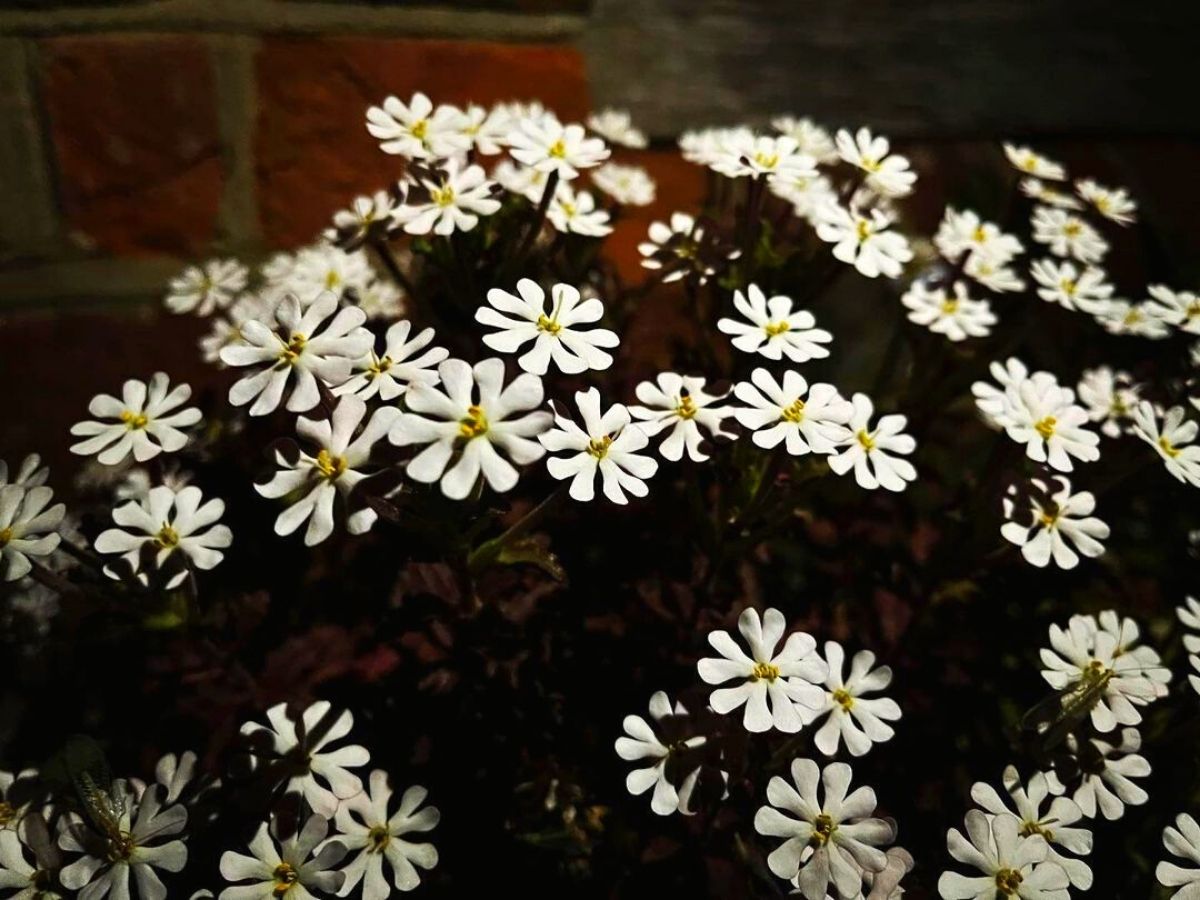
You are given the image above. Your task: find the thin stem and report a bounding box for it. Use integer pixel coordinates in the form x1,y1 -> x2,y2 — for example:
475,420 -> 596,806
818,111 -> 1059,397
513,170 -> 560,264
29,560 -> 81,596
468,485 -> 565,573
372,237 -> 416,297
56,537 -> 104,572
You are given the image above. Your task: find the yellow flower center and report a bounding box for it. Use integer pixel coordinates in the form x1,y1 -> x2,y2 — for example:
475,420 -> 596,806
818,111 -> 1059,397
0,801 -> 14,825
272,862 -> 299,895
1094,196 -> 1111,213
972,225 -> 987,243
1020,154 -> 1038,172
1034,416 -> 1057,440
548,138 -> 567,158
410,119 -> 428,141
459,405 -> 489,439
856,430 -> 875,451
781,398 -> 806,423
0,527 -> 13,549
560,201 -> 577,217
1019,819 -> 1055,841
753,151 -> 780,169
1063,221 -> 1082,238
315,449 -> 348,481
940,297 -> 959,314
860,156 -> 880,173
587,436 -> 613,459
1186,300 -> 1200,321
855,218 -> 872,243
1159,435 -> 1180,458
367,356 -> 393,379
763,320 -> 791,337
810,813 -> 837,846
153,522 -> 180,549
1081,658 -> 1114,690
676,395 -> 698,420
367,825 -> 391,854
1059,278 -> 1077,296
432,185 -> 456,208
995,868 -> 1023,895
324,270 -> 342,290
750,661 -> 780,682
832,688 -> 855,711
537,314 -> 562,335
279,333 -> 307,364
120,410 -> 149,430
1038,508 -> 1059,528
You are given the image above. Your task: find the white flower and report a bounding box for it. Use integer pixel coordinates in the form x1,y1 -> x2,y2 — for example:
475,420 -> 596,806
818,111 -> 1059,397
0,768 -> 38,833
458,103 -> 509,155
0,486 -> 65,582
679,125 -> 750,166
589,163 -> 655,206
507,117 -> 609,180
697,607 -> 826,733
934,207 -> 1023,266
95,484 -> 231,588
800,641 -> 902,757
999,377 -> 1100,472
1031,206 -> 1108,264
354,280 -> 404,322
393,159 -> 500,236
586,108 -> 647,149
165,259 -> 247,316
938,809 -> 1068,900
70,373 -> 202,466
0,811 -> 62,898
60,782 -> 188,900
835,127 -> 916,198
771,116 -> 837,164
1045,728 -> 1149,820
1132,401 -> 1200,487
219,814 -> 345,900
754,758 -> 895,898
963,252 -> 1026,293
733,368 -> 853,455
1076,367 -> 1138,437
546,182 -> 612,236
1146,284 -> 1200,334
200,294 -> 278,365
1157,812 -> 1200,899
769,171 -> 837,223
220,293 -> 373,417
1003,143 -> 1066,181
335,321 -> 447,403
477,279 -> 618,376
257,396 -> 397,547
1081,610 -> 1172,700
539,388 -> 657,504
972,357 -> 1034,428
709,133 -> 818,184
1020,177 -> 1082,209
333,771 -> 438,897
1029,258 -> 1112,312
1075,178 -> 1136,225
287,245 -> 374,305
0,454 -> 48,489
390,358 -> 551,499
1094,299 -> 1173,338
816,204 -> 913,279
972,767 -> 1093,890
155,751 -> 201,805
628,373 -> 735,463
637,212 -> 735,284
716,284 -> 832,362
901,280 -> 996,342
492,159 -> 550,204
1178,596 -> 1200,696
827,394 -> 916,492
1040,616 -> 1161,732
240,701 -> 368,818
326,191 -> 395,249
365,92 -> 470,160
1001,477 -> 1108,570
614,692 -> 716,816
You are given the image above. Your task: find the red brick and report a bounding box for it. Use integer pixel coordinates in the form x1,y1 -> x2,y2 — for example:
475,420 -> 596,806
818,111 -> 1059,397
40,35 -> 222,257
255,37 -> 590,247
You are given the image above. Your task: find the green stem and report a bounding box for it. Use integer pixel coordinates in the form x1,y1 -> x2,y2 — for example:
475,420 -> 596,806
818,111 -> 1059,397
468,486 -> 564,573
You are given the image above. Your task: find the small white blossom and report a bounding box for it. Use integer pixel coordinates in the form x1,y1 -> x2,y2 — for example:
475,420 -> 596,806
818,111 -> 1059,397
1132,401 -> 1200,487
717,284 -> 832,362
637,212 -> 736,284
96,484 -> 231,588
546,182 -> 612,236
1001,477 -> 1108,570
628,373 -> 735,463
165,259 -> 248,316
1146,285 -> 1200,334
1094,299 -> 1173,338
901,280 -> 996,342
614,692 -> 717,816
998,377 -> 1100,472
709,133 -> 818,185
393,159 -> 500,236
354,280 -> 405,322
1177,596 -> 1200,696
477,279 -> 618,376
492,159 -> 549,204
769,171 -> 838,223
938,809 -> 1068,900
336,321 -> 447,402
1020,177 -> 1082,209
507,117 -> 609,180
585,108 -> 647,149
1029,258 -> 1112,312
390,358 -> 550,500
934,207 -> 1023,267
697,607 -> 826,733
0,485 -> 64,583
1045,728 -> 1150,820
326,192 -> 395,249
365,92 -> 470,160
459,103 -> 509,155
219,814 -> 345,900
1031,206 -> 1108,264
1158,813 -> 1200,899
200,294 -> 278,365
1003,143 -> 1066,181
963,252 -> 1026,293
589,163 -> 655,206
827,393 -> 917,492
816,204 -> 913,279
0,454 -> 48,489
1075,178 -> 1136,225
800,641 -> 902,757
1076,366 -> 1138,437
287,245 -> 374,305
754,758 -> 895,899
734,368 -> 853,455
771,116 -> 837,164
539,388 -> 657,504
70,373 -> 202,466
835,128 -> 916,198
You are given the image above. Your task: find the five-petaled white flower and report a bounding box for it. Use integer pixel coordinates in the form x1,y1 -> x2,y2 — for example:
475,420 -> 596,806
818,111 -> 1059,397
733,368 -> 853,455
1132,401 -> 1200,487
333,770 -> 439,898
1031,206 -> 1108,265
96,484 -> 231,588
772,116 -> 837,164
816,204 -> 913,279
1003,143 -> 1066,181
71,373 -> 202,466
754,758 -> 896,899
1075,179 -> 1136,226
257,396 -> 398,547
1044,728 -> 1150,821
901,280 -> 996,342
937,809 -> 1068,900
539,388 -> 657,504
827,393 -> 916,492
546,182 -> 613,236
219,814 -> 345,900
1029,258 -> 1112,312
1076,367 -> 1138,437
336,320 -> 448,403
628,373 -> 735,463
836,127 -> 916,198
240,701 -> 369,818
717,284 -> 832,363
1178,596 -> 1200,696
589,163 -> 655,206
1146,285 -> 1200,334
0,485 -> 65,582
971,767 -> 1093,890
507,117 -> 609,180
800,641 -> 902,757
697,607 -> 826,733
1001,477 -> 1108,570
934,207 -> 1023,266
220,293 -> 373,416
165,259 -> 248,316
477,279 -> 618,376
586,108 -> 647,149
1157,812 -> 1200,900
390,358 -> 551,500
365,92 -> 469,160
615,692 -> 718,816
393,159 -> 500,236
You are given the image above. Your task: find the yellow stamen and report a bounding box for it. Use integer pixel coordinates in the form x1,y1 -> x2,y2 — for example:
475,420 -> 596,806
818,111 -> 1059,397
536,314 -> 562,335
1059,278 -> 1077,296
153,523 -> 180,549
367,356 -> 393,380
410,119 -> 428,141
855,218 -> 872,243
459,405 -> 489,439
856,430 -> 875,452
272,862 -> 299,895
315,449 -> 348,481
750,661 -> 780,682
940,298 -> 959,314
763,321 -> 791,337
1063,221 -> 1082,238
548,138 -> 567,158
832,688 -> 855,711
120,410 -> 149,430
367,825 -> 391,854
860,156 -> 881,173
1019,819 -> 1055,841
1038,509 -> 1058,528
431,185 -> 456,208
0,527 -> 13,549
1081,658 -> 1114,690
1034,416 -> 1057,440
560,201 -> 577,217
753,151 -> 780,169
972,225 -> 987,243
676,395 -> 698,420
995,868 -> 1023,895
1159,436 -> 1180,458
279,333 -> 307,364
324,270 -> 342,290
587,436 -> 613,459
809,813 -> 837,846
781,398 -> 806,423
